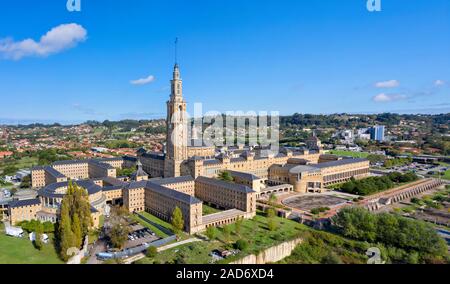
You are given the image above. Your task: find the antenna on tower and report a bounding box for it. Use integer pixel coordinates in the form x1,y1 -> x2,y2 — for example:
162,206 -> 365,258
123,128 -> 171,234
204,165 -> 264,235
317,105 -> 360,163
174,37 -> 179,65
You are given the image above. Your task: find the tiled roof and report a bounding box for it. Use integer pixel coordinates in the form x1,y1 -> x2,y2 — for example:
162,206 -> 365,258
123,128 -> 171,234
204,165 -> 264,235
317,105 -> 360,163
9,198 -> 41,208
145,182 -> 202,204
123,180 -> 148,190
52,159 -> 88,165
288,158 -> 369,174
142,152 -> 165,161
227,170 -> 260,181
203,159 -> 222,166
102,185 -> 123,191
44,166 -> 66,179
196,176 -> 255,194
88,160 -> 115,169
123,155 -> 138,162
288,165 -> 320,174
313,158 -> 368,168
149,176 -> 194,185
101,176 -> 126,186
39,180 -> 102,198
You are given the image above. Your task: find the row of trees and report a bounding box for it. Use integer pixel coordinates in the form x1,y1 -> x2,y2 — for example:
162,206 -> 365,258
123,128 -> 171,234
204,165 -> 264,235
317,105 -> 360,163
383,157 -> 413,168
18,220 -> 55,233
58,182 -> 93,261
339,172 -> 418,196
332,207 -> 448,263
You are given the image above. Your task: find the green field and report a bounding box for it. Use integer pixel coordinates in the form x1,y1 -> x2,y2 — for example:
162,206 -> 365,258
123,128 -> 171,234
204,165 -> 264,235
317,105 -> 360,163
202,204 -> 222,215
436,163 -> 450,180
0,224 -> 63,264
131,211 -> 177,238
328,150 -> 370,158
136,212 -> 307,264
0,156 -> 39,174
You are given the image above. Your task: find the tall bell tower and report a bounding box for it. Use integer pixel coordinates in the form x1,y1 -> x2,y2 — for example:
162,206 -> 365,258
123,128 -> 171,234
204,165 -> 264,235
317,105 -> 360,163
164,62 -> 188,177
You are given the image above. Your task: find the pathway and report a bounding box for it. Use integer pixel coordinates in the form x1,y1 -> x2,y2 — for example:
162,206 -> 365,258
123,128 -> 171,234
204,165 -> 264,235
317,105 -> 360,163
122,237 -> 202,264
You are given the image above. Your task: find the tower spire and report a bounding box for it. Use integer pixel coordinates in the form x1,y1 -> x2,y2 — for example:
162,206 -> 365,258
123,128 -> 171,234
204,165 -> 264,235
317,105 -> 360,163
174,37 -> 178,65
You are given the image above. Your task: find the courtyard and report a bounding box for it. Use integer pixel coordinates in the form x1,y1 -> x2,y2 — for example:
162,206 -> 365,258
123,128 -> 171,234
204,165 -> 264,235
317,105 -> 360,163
282,193 -> 350,212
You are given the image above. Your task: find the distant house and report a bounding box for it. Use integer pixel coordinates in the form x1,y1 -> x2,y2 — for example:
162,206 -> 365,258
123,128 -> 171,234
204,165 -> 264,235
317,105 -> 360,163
0,151 -> 13,159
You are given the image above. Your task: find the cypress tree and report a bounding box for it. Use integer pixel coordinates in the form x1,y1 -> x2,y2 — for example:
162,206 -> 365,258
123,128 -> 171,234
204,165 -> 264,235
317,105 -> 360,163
171,206 -> 184,235
72,213 -> 82,248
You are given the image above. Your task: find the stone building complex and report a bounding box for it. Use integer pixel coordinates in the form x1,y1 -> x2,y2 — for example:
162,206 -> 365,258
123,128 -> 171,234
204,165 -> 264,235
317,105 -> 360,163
3,63 -> 370,234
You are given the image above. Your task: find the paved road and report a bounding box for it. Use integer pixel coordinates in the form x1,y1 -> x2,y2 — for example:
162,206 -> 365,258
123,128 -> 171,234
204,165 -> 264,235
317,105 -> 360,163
87,239 -> 107,264
122,237 -> 202,264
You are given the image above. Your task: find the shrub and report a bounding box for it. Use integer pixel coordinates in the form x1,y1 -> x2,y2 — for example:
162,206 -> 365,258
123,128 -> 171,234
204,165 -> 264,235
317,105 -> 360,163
206,226 -> 217,241
146,246 -> 158,258
267,218 -> 278,232
266,208 -> 276,218
235,239 -> 249,251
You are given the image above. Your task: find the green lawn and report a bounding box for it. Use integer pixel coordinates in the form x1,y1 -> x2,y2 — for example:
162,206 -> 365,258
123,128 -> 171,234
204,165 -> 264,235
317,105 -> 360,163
131,211 -> 179,239
0,156 -> 39,170
328,150 -> 370,158
435,163 -> 450,180
136,212 -> 308,264
202,204 -> 222,215
440,170 -> 450,180
0,224 -> 63,264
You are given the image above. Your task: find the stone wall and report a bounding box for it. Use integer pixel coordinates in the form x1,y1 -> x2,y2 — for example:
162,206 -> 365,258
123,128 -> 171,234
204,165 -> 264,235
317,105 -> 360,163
230,237 -> 303,264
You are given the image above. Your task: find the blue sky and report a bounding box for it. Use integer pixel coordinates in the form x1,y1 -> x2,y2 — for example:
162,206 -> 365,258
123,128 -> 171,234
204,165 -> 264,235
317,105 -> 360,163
0,0 -> 449,124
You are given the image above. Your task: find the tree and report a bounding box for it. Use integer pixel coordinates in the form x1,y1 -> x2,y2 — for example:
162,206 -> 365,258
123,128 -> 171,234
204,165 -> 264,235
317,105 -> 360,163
34,222 -> 44,251
222,225 -> 231,243
218,171 -> 233,182
171,207 -> 184,235
146,246 -> 158,258
267,218 -> 278,232
235,217 -> 243,236
206,226 -> 217,241
266,208 -> 276,218
19,175 -> 31,188
59,201 -> 75,261
269,193 -> 278,205
57,181 -> 93,260
43,221 -> 55,233
110,224 -> 129,250
332,207 -> 448,262
72,214 -> 82,249
235,239 -> 249,251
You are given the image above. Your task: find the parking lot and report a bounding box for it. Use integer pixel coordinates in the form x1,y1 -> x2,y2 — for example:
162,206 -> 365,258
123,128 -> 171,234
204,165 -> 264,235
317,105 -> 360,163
376,162 -> 448,178
282,193 -> 349,212
124,224 -> 160,249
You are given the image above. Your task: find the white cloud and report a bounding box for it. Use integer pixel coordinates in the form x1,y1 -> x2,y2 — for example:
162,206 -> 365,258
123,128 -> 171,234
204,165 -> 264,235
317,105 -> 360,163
130,75 -> 156,85
374,80 -> 400,88
0,23 -> 87,60
372,93 -> 407,103
434,80 -> 445,86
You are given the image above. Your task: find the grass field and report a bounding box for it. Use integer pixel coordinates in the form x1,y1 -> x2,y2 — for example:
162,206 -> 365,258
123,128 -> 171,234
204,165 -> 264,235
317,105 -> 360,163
202,204 -> 222,215
136,212 -> 308,264
0,224 -> 63,264
131,211 -> 178,238
0,156 -> 39,174
436,163 -> 450,180
439,170 -> 450,180
328,150 -> 370,158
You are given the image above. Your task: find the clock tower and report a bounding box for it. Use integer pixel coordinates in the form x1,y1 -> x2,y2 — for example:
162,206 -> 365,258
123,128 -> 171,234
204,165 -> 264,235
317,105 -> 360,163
164,63 -> 188,177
